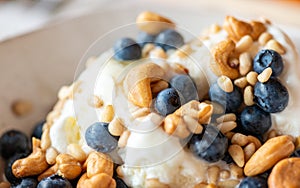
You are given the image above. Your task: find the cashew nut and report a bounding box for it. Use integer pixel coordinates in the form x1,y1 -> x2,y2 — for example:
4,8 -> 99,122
77,173 -> 116,188
38,153 -> 82,181
136,11 -> 175,35
12,138 -> 49,178
124,63 -> 165,108
83,151 -> 114,178
77,152 -> 115,188
210,39 -> 240,79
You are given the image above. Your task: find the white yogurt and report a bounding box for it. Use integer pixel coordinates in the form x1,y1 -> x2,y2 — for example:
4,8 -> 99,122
48,23 -> 300,187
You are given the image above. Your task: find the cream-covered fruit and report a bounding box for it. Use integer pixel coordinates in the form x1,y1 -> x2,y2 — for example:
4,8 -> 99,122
13,12 -> 299,188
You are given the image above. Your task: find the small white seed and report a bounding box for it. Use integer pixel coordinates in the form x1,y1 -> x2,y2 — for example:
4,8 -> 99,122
217,75 -> 233,93
207,165 -> 220,184
218,180 -> 240,188
258,32 -> 273,46
244,142 -> 256,162
244,86 -> 255,106
220,170 -> 231,180
118,130 -> 131,148
235,35 -> 253,53
142,43 -> 155,57
229,164 -> 244,178
217,121 -> 237,134
231,133 -> 249,147
46,147 -> 59,165
229,144 -> 245,167
246,71 -> 258,86
108,118 -> 125,136
101,105 -> 114,123
265,39 -> 286,54
216,113 -> 236,124
257,67 -> 272,83
239,52 -> 252,76
234,77 -> 248,88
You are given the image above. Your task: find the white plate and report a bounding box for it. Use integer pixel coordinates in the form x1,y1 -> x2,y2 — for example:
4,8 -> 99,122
1,0 -> 300,183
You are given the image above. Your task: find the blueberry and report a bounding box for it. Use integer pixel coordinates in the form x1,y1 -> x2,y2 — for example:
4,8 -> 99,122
113,38 -> 141,61
253,49 -> 283,77
85,122 -> 118,153
154,88 -> 181,116
115,176 -> 128,188
12,178 -> 38,188
0,130 -> 30,159
254,77 -> 289,113
238,176 -> 267,188
290,148 -> 300,157
136,32 -> 156,47
155,29 -> 184,51
31,121 -> 45,139
37,174 -> 72,188
209,82 -> 243,113
189,125 -> 228,163
170,74 -> 198,104
240,105 -> 271,135
5,153 -> 28,185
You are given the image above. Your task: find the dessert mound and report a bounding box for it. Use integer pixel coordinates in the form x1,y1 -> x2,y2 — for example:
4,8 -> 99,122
3,11 -> 300,188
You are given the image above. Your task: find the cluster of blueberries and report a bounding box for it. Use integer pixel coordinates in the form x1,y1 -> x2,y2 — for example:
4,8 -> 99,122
89,29 -> 292,187
113,29 -> 184,61
0,122 -> 128,188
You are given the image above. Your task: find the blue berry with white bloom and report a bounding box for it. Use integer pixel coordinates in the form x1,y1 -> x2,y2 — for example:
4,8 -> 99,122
85,122 -> 118,153
209,82 -> 243,113
155,88 -> 181,116
189,125 -> 228,163
253,49 -> 284,77
113,38 -> 141,61
254,77 -> 289,113
37,174 -> 72,188
239,176 -> 267,188
155,29 -> 184,51
170,74 -> 198,104
136,32 -> 156,47
240,105 -> 271,135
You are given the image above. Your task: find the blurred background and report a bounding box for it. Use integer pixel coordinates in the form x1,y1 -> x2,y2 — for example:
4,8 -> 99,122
0,0 -> 300,41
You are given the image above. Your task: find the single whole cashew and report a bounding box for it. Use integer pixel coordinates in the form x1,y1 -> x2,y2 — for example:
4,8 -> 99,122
124,63 -> 165,108
210,39 -> 240,79
136,11 -> 175,35
38,153 -> 82,181
83,151 -> 114,178
223,16 -> 253,42
12,138 -> 48,178
77,173 -> 116,188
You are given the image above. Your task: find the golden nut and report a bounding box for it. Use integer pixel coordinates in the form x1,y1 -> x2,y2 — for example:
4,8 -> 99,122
163,101 -> 212,138
250,21 -> 266,40
268,158 -> 300,188
223,16 -> 253,42
210,39 -> 239,79
12,138 -> 48,178
83,151 -> 114,178
145,178 -> 169,188
77,173 -> 116,188
244,135 -> 295,176
124,63 -> 165,108
136,11 -> 175,35
38,153 -> 82,181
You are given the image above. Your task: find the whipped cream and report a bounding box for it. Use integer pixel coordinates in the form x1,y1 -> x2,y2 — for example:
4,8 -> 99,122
48,23 -> 300,187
